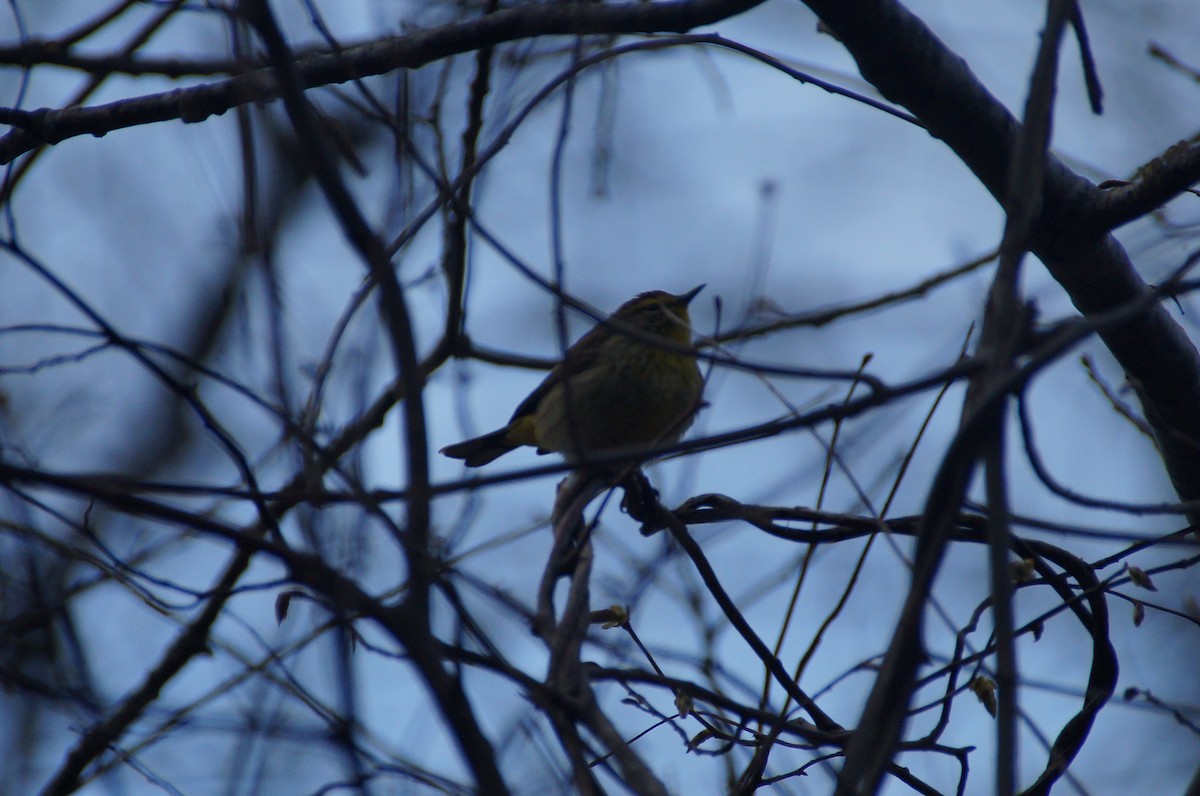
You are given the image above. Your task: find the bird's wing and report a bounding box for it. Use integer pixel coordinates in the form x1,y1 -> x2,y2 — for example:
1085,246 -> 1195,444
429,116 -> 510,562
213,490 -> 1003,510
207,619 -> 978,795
508,325 -> 606,422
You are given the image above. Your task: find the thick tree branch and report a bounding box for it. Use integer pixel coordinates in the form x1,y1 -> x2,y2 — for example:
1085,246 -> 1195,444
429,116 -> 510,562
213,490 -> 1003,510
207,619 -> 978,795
798,2 -> 1197,791
0,0 -> 765,164
801,0 -> 1200,561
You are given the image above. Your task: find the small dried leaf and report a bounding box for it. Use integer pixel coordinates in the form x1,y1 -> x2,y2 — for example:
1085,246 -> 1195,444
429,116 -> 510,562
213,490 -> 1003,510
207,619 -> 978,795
686,727 -> 715,752
589,604 -> 629,629
1010,558 -> 1036,583
275,589 -> 304,625
1127,566 -> 1157,592
1132,600 -> 1146,627
969,675 -> 998,718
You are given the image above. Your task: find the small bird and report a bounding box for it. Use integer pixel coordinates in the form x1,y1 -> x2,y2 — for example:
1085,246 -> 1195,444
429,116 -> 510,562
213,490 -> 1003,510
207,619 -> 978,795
441,287 -> 705,467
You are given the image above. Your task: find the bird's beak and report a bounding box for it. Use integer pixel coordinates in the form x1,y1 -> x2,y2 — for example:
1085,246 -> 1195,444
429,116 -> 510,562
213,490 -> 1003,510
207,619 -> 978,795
679,284 -> 705,305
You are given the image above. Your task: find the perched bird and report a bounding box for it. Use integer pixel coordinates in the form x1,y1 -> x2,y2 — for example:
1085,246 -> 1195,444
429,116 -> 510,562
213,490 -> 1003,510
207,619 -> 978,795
441,287 -> 705,467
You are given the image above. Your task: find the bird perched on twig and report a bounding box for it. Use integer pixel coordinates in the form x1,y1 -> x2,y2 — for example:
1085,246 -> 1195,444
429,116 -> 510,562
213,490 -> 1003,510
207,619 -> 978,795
441,286 -> 705,468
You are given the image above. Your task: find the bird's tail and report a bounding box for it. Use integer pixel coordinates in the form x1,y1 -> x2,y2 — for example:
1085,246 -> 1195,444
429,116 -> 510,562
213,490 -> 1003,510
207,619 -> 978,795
439,427 -> 517,467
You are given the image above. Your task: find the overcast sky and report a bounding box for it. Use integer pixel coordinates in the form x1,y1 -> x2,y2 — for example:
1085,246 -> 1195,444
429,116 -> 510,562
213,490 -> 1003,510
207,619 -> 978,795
2,0 -> 1198,793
